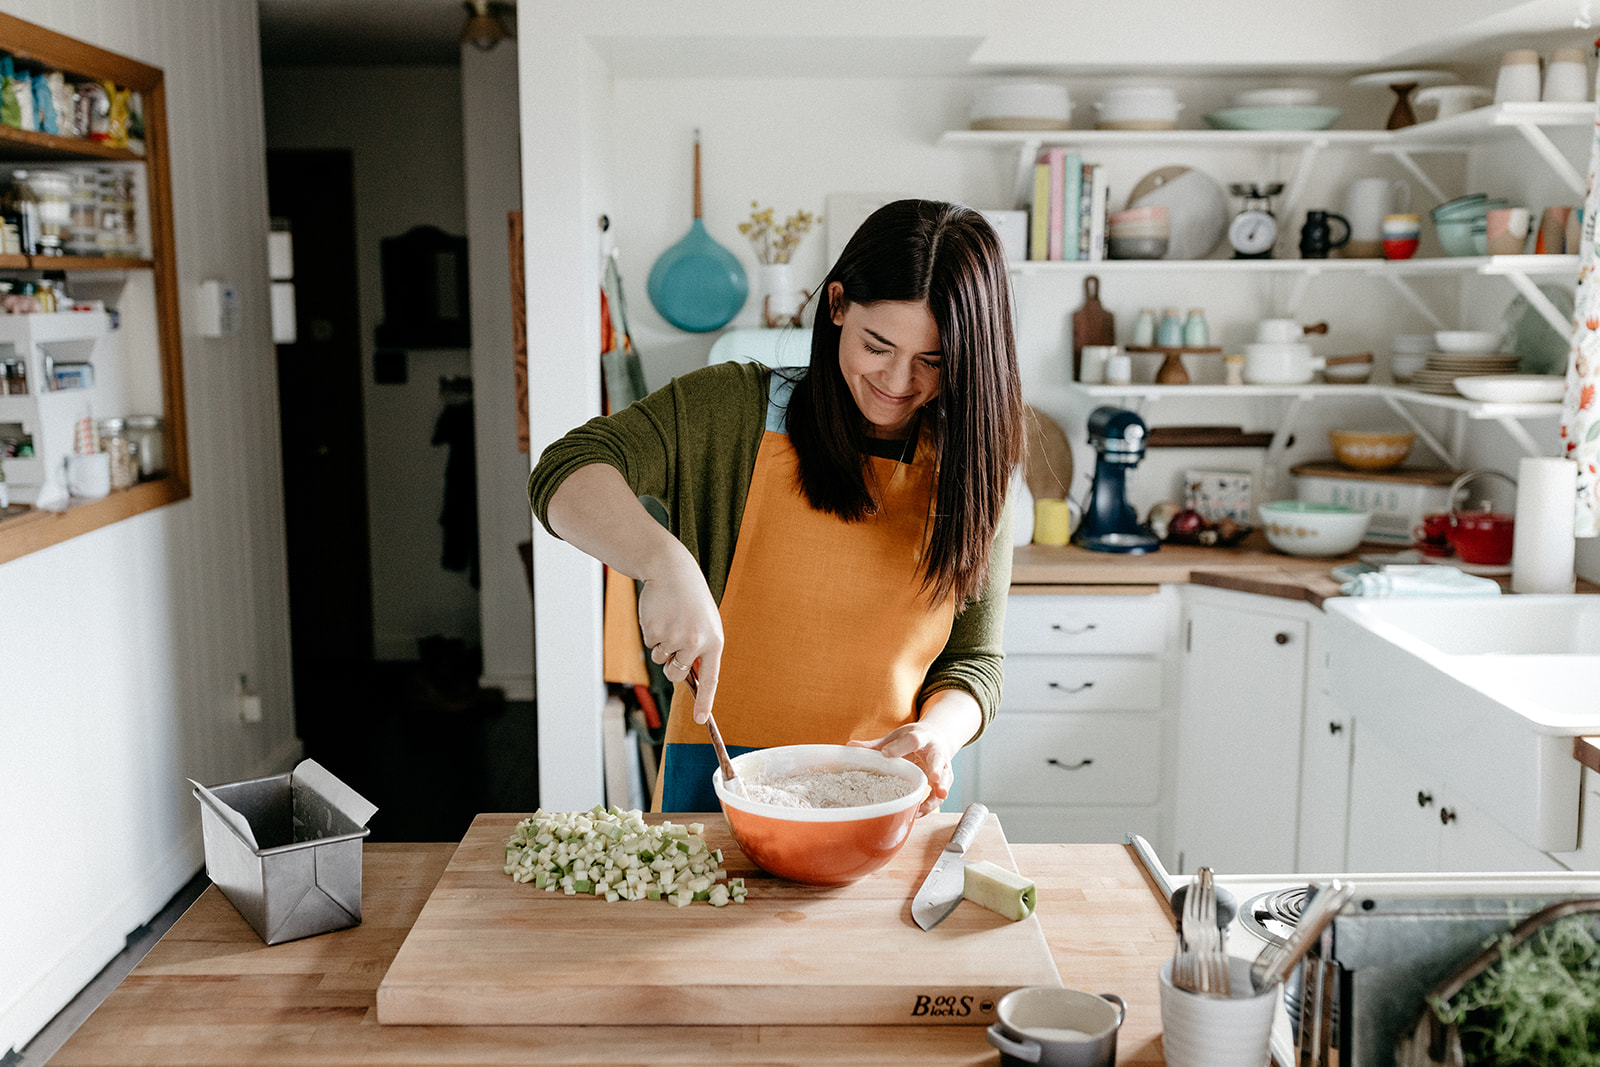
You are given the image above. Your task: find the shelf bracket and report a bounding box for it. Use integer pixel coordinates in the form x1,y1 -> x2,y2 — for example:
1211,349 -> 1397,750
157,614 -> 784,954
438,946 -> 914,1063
1492,413 -> 1553,458
1282,267 -> 1318,318
1371,146 -> 1452,205
1274,141 -> 1325,255
1380,393 -> 1458,467
1261,395 -> 1307,498
1497,266 -> 1575,337
1512,122 -> 1588,198
1379,272 -> 1447,330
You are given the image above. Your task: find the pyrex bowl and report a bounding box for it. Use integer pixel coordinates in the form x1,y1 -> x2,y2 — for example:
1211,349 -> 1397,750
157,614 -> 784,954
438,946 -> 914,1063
1329,429 -> 1415,470
1258,501 -> 1371,557
712,745 -> 930,886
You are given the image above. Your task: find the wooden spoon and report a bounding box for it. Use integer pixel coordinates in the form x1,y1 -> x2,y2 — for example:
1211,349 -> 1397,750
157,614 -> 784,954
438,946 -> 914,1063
684,666 -> 738,788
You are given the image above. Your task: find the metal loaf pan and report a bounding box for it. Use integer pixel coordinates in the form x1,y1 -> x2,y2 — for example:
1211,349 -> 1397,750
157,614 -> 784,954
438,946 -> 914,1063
191,759 -> 377,945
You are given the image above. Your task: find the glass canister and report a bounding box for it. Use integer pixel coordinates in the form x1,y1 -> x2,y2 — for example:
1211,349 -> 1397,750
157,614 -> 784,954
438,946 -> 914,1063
25,169 -> 73,255
98,416 -> 138,490
125,414 -> 164,479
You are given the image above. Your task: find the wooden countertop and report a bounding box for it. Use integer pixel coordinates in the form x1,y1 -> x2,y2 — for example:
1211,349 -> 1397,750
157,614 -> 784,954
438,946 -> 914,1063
1013,531 -> 1599,605
49,840 -> 1179,1066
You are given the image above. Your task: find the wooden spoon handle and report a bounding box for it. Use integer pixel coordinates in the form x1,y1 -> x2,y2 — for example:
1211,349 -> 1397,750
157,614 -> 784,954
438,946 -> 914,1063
692,130 -> 703,220
685,665 -> 736,782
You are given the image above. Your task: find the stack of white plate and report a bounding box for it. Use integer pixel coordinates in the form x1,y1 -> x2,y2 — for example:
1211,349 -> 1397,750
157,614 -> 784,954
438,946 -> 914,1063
1408,352 -> 1521,395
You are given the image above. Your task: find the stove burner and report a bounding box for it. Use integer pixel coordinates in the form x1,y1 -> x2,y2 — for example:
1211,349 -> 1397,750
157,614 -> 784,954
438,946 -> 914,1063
1239,885 -> 1314,946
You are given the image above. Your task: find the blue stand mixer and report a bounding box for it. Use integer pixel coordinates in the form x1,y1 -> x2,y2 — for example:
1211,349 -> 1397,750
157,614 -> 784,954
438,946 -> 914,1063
1073,406 -> 1160,554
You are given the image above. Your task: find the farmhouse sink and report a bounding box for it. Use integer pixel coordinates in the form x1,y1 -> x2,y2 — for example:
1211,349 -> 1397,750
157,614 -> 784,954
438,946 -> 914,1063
1322,595 -> 1600,853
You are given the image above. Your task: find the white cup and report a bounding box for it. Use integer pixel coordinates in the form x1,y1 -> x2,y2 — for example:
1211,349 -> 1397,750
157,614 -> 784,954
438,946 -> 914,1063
1158,957 -> 1282,1067
1494,49 -> 1543,104
66,451 -> 111,499
1103,352 -> 1132,385
1344,177 -> 1411,245
1543,48 -> 1590,102
1243,342 -> 1323,384
1079,344 -> 1118,384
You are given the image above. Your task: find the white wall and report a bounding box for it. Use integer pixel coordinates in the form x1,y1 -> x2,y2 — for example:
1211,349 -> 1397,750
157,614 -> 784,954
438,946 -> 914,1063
0,0 -> 294,1053
461,40 -> 533,700
262,65 -> 479,660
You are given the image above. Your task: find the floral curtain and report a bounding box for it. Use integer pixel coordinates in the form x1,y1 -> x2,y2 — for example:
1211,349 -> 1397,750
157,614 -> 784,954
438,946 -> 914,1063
1564,76 -> 1600,538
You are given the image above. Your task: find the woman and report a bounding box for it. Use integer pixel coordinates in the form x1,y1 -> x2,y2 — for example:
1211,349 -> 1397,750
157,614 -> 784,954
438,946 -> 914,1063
529,199 -> 1023,814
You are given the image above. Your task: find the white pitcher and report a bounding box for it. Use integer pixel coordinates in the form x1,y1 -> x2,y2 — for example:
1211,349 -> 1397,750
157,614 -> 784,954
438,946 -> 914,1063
1343,178 -> 1411,255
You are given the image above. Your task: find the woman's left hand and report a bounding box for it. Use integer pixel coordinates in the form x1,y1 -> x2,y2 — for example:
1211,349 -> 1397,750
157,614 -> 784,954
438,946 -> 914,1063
848,690 -> 983,817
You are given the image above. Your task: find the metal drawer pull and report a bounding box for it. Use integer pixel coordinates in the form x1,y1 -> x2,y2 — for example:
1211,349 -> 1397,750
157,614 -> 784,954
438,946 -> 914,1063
1046,680 -> 1094,693
1417,791 -> 1434,808
1047,757 -> 1094,771
1328,721 -> 1343,735
1440,807 -> 1457,825
1049,622 -> 1098,635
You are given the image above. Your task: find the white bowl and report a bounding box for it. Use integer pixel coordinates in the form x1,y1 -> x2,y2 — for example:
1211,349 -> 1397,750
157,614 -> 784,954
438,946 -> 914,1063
1232,87 -> 1320,108
1095,86 -> 1182,124
1434,330 -> 1503,353
971,82 -> 1072,129
1258,501 -> 1371,557
1451,374 -> 1566,403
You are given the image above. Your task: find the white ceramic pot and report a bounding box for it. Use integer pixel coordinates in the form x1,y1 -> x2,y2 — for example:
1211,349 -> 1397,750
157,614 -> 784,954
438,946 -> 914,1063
971,82 -> 1073,129
1094,86 -> 1182,125
1255,318 -> 1304,344
1244,342 -> 1323,384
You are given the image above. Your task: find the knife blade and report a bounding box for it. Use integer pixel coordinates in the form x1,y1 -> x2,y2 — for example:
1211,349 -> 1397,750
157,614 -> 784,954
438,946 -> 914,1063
911,802 -> 989,931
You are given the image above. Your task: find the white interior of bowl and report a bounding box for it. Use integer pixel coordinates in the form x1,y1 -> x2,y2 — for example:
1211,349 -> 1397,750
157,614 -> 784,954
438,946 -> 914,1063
714,744 -> 929,823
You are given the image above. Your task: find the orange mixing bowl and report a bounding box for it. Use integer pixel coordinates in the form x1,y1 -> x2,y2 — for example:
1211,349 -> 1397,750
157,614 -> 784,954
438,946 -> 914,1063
712,745 -> 930,886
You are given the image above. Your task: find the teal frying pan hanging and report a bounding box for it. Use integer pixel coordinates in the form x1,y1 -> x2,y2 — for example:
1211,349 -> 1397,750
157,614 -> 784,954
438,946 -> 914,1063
647,130 -> 748,332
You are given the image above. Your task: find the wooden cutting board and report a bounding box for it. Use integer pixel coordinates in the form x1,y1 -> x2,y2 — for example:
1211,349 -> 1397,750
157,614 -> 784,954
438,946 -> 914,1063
377,811 -> 1060,1027
1024,405 -> 1074,501
1070,274 -> 1113,381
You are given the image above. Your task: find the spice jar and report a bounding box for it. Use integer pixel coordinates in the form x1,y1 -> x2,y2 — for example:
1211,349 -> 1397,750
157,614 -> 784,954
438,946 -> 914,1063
125,414 -> 164,479
97,416 -> 137,490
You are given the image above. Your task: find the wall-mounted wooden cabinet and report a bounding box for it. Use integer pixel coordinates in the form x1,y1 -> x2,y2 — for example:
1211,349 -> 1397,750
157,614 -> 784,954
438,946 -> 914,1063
0,11 -> 187,564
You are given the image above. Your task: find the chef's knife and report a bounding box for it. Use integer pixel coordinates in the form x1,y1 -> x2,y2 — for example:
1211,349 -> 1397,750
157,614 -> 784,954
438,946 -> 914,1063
911,802 -> 989,931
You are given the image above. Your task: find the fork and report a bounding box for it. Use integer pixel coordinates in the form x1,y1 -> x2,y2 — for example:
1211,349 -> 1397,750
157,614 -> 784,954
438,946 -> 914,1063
1176,868 -> 1231,996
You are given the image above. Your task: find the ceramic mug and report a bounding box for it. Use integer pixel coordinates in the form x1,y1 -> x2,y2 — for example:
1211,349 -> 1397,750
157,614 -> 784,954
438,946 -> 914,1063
1494,49 -> 1542,105
1447,510 -> 1515,565
1543,48 -> 1589,102
1536,205 -> 1575,254
1079,344 -> 1118,384
65,451 -> 111,499
1299,210 -> 1351,259
1486,207 -> 1531,255
988,987 -> 1127,1067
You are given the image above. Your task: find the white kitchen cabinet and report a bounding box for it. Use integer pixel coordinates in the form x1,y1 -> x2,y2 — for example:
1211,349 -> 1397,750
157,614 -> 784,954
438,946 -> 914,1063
971,588 -> 1176,845
1171,586 -> 1309,875
1347,728 -> 1564,874
1550,769 -> 1600,872
1296,618 -> 1353,873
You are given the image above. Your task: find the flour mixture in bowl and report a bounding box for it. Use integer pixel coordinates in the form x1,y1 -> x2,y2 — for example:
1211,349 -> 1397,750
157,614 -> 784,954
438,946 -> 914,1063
713,744 -> 930,885
741,768 -> 918,809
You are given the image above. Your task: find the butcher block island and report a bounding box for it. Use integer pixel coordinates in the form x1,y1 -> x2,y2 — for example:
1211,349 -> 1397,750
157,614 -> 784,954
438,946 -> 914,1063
376,810 -> 1062,1026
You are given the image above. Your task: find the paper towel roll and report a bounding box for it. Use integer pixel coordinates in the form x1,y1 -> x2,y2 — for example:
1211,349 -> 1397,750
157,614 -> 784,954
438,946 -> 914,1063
1512,457 -> 1577,594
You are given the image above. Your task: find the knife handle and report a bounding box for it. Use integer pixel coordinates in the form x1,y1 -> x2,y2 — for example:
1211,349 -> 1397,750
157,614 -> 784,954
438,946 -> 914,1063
948,803 -> 988,854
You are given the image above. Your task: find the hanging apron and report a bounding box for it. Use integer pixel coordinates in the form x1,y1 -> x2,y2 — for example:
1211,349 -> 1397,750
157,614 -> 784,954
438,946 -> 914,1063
656,372 -> 958,812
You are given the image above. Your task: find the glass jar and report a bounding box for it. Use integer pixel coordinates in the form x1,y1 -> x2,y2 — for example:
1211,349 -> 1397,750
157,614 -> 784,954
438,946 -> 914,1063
98,417 -> 137,490
125,414 -> 164,479
25,169 -> 73,255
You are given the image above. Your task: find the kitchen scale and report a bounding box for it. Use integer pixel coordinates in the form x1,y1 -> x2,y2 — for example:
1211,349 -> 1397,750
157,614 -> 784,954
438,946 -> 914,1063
1228,182 -> 1284,259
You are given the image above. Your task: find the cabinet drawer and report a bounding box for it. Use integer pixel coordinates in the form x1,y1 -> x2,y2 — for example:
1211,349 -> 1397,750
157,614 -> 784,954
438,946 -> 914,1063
1005,594 -> 1169,655
1004,654 -> 1162,711
978,713 -> 1161,806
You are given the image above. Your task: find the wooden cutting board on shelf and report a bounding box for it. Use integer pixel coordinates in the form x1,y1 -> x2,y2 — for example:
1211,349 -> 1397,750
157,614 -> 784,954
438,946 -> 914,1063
1070,275 -> 1113,381
376,811 -> 1059,1027
1024,405 -> 1074,501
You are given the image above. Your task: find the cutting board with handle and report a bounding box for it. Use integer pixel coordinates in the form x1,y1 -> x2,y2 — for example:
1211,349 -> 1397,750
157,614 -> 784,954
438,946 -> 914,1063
1071,275 -> 1114,382
1024,405 -> 1074,502
377,811 -> 1059,1026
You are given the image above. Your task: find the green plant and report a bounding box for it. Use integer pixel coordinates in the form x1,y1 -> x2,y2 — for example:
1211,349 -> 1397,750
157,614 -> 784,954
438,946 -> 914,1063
1429,914 -> 1600,1066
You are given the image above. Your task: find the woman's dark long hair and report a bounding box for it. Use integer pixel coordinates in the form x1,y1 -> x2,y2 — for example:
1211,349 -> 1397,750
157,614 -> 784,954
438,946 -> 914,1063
787,199 -> 1023,605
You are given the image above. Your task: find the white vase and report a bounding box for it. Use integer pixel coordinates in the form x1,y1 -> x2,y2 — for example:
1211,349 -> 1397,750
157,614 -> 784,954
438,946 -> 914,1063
758,262 -> 804,327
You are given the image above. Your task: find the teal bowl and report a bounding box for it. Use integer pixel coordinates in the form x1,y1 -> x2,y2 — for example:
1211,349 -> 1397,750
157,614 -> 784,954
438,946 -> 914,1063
1436,217 -> 1488,257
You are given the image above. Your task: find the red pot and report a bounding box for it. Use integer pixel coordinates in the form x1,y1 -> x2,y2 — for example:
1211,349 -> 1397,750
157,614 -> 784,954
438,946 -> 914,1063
1446,510 -> 1514,565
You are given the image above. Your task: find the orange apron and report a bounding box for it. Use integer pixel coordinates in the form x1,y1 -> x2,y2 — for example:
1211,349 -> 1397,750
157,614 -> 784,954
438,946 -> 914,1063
656,372 -> 957,811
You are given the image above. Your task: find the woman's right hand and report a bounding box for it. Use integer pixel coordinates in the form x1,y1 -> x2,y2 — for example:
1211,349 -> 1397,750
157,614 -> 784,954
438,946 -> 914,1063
638,544 -> 723,725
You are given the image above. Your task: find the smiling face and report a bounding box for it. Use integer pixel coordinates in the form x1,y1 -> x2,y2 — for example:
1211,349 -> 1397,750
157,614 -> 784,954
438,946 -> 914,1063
829,282 -> 943,440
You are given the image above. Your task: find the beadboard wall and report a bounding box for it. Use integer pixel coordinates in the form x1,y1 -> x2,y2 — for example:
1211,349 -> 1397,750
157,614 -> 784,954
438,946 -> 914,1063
0,0 -> 295,1055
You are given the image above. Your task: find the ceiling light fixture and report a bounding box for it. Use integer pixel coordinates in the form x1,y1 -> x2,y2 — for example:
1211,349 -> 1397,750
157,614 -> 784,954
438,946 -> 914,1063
461,0 -> 513,52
